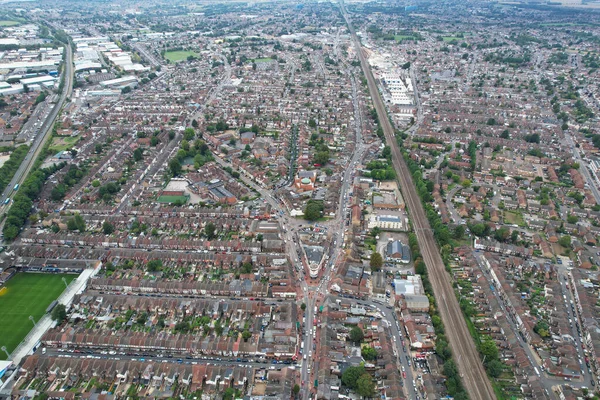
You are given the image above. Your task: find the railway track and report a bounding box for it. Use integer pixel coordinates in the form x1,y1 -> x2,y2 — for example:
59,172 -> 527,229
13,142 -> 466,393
0,44 -> 73,221
339,3 -> 496,399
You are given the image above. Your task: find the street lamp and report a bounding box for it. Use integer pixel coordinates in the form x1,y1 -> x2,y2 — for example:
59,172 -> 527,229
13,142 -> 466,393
29,315 -> 36,327
1,346 -> 9,359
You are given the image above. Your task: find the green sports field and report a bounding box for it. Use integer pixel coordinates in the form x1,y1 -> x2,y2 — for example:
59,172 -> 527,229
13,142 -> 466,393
0,273 -> 76,359
164,50 -> 199,62
157,195 -> 189,204
0,20 -> 20,27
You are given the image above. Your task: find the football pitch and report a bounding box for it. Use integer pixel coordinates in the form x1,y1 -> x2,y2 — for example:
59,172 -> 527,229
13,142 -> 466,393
0,273 -> 76,359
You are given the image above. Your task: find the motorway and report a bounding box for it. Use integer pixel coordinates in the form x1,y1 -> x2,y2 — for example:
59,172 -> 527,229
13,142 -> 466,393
339,2 -> 497,399
0,43 -> 74,223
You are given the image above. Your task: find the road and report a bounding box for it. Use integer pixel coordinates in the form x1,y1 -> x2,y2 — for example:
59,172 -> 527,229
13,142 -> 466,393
342,296 -> 418,399
564,132 -> 600,204
0,43 -> 74,222
339,2 -> 496,399
473,253 -> 561,398
406,66 -> 423,135
445,186 -> 462,223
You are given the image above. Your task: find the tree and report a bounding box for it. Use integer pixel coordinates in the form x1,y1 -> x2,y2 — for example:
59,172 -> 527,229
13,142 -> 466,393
102,221 -> 115,235
293,384 -> 300,396
369,252 -> 383,271
215,120 -> 228,131
169,158 -> 182,176
486,359 -> 504,378
184,127 -> 195,140
242,330 -> 252,342
223,388 -> 236,400
349,326 -> 364,344
67,214 -> 86,232
341,365 -> 365,389
304,200 -> 323,221
415,258 -> 426,275
35,91 -> 47,105
511,230 -> 519,243
382,146 -> 391,159
361,346 -> 377,361
121,86 -> 132,94
51,303 -> 67,322
524,133 -> 540,144
313,151 -> 330,165
133,148 -> 143,161
567,214 -> 578,224
356,374 -> 375,397
534,320 -> 550,338
479,339 -> 499,361
494,227 -> 510,242
453,225 -> 465,239
308,118 -> 317,128
136,312 -> 148,325
470,223 -> 490,237
147,259 -> 163,272
443,359 -> 459,378
301,303 -> 306,311
204,222 -> 216,240
558,235 -> 571,248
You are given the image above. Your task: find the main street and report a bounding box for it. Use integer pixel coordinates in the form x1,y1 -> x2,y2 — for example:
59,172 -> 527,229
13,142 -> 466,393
339,2 -> 496,399
564,132 -> 600,204
0,43 -> 74,226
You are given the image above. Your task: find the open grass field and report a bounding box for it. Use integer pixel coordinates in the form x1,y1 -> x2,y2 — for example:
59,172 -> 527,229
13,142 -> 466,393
48,136 -> 79,154
253,58 -> 273,63
443,36 -> 463,42
0,273 -> 76,359
164,51 -> 199,62
0,20 -> 20,27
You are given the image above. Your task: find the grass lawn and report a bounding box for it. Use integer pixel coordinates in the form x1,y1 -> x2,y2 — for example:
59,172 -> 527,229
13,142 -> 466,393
504,211 -> 525,227
551,242 -> 567,256
157,195 -> 189,204
0,20 -> 20,27
48,136 -> 79,154
164,51 -> 199,63
0,273 -> 77,358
